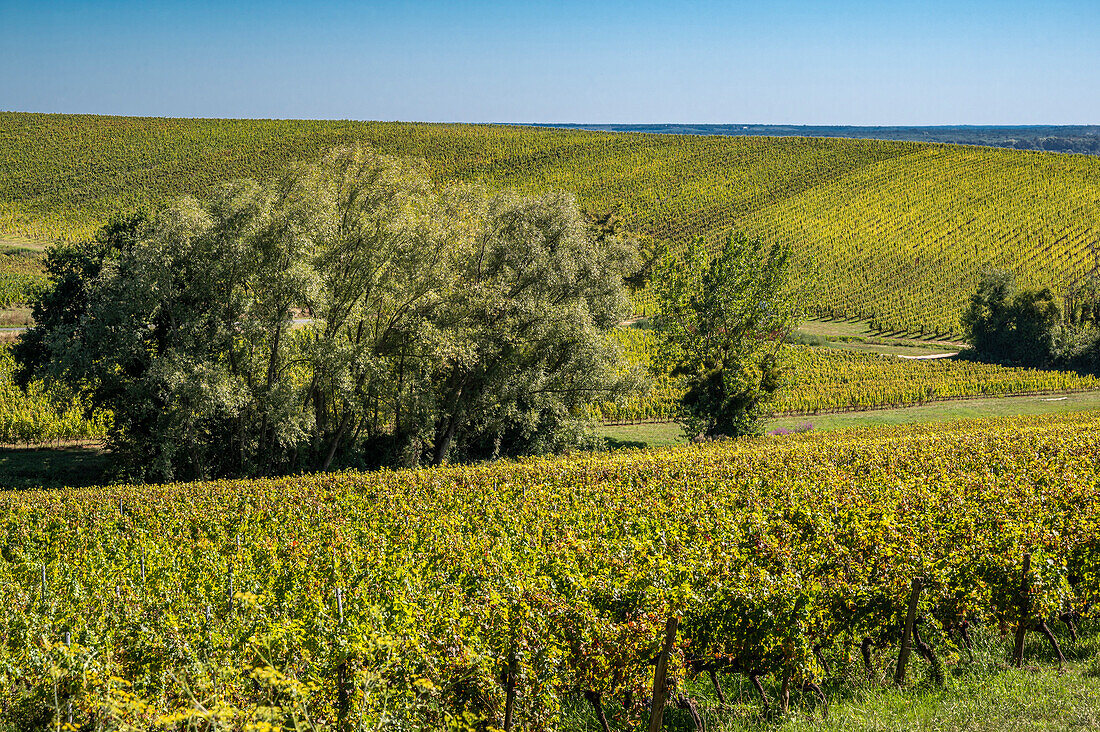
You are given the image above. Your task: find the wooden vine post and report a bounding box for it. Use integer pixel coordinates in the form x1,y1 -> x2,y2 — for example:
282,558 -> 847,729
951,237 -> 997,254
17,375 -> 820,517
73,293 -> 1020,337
503,648 -> 517,732
647,616 -> 679,732
894,578 -> 922,685
1013,552 -> 1031,668
335,587 -> 351,732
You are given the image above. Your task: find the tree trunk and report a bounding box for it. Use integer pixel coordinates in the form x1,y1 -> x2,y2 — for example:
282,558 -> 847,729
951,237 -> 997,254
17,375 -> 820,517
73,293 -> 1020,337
257,323 -> 282,464
336,659 -> 350,732
584,691 -> 612,732
1013,553 -> 1032,668
321,412 -> 354,471
913,622 -> 944,686
959,622 -> 975,661
432,383 -> 465,466
750,674 -> 769,716
646,617 -> 678,732
895,578 -> 923,685
1059,612 -> 1079,643
813,643 -> 830,676
1036,620 -> 1066,668
709,668 -> 727,704
431,415 -> 459,466
803,681 -> 827,717
503,652 -> 517,731
265,321 -> 282,388
674,693 -> 704,731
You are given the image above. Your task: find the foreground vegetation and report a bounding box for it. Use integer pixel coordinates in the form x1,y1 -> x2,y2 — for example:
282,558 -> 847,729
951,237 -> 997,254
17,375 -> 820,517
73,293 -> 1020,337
2,412 -> 1099,729
566,624 -> 1100,731
3,113 -> 1099,334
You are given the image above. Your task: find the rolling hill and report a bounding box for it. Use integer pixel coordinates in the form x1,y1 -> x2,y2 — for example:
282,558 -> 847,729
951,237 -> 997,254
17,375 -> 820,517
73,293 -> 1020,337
2,112 -> 1098,334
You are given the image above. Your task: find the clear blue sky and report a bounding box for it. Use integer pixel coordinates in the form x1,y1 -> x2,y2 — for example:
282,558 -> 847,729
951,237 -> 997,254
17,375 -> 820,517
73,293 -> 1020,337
2,0 -> 1097,124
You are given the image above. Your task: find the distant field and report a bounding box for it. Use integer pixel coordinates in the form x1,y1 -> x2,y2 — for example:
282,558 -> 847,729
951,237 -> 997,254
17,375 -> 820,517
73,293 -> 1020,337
599,390 -> 1100,448
0,239 -> 45,312
796,318 -> 963,356
0,344 -> 109,447
2,113 -> 1098,334
594,331 -> 1100,423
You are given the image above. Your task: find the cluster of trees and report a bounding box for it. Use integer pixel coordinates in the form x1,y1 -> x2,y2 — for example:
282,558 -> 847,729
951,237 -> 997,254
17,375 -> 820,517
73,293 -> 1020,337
16,148 -> 643,480
16,145 -> 796,480
961,269 -> 1100,374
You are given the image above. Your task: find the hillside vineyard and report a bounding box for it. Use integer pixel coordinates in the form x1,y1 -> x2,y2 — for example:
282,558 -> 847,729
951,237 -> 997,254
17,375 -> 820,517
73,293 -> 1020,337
2,113 -> 1098,335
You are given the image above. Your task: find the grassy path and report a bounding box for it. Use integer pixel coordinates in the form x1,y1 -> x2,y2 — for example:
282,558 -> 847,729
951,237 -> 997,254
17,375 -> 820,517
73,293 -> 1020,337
0,236 -> 49,251
598,389 -> 1100,448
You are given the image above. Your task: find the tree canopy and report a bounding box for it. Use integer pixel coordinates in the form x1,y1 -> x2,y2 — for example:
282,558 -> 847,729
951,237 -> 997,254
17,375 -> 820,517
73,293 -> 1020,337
19,147 -> 638,480
960,270 -> 1061,367
961,269 -> 1100,375
651,232 -> 796,439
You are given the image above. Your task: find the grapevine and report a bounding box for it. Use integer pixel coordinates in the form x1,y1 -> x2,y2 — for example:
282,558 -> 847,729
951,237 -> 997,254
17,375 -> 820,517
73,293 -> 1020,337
2,113 -> 1097,335
1,412 -> 1099,728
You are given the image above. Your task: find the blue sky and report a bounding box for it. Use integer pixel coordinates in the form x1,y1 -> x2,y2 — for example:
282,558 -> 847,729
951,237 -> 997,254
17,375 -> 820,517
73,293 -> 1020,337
2,0 -> 1098,124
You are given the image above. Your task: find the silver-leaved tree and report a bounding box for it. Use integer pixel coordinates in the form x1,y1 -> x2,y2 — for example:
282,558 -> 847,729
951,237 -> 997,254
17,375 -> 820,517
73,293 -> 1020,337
21,147 -> 640,480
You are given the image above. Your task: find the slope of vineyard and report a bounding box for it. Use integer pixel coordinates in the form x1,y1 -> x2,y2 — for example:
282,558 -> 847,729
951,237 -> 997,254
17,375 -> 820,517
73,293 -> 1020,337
3,112 -> 1099,333
744,145 -> 1100,332
0,345 -> 109,445
2,412 -> 1099,728
0,242 -> 45,310
593,330 -> 1100,423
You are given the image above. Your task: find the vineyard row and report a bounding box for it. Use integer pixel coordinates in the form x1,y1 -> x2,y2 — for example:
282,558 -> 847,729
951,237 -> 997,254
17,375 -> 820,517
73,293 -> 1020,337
1,413 -> 1098,728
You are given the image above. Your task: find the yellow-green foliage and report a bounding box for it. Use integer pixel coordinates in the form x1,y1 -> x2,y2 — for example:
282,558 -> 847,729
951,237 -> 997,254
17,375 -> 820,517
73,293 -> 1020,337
0,345 -> 109,444
1,412 -> 1099,728
777,345 -> 1100,413
593,330 -> 1100,422
592,327 -> 682,423
3,113 -> 1098,334
743,145 -> 1100,333
0,245 -> 46,308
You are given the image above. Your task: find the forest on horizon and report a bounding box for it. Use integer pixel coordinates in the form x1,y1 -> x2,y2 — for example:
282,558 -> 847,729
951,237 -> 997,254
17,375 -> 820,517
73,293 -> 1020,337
533,123 -> 1100,155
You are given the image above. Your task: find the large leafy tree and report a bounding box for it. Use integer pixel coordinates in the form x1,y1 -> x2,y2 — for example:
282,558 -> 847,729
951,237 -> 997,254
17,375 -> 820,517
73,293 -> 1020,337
652,232 -> 796,439
960,269 -> 1100,374
12,211 -> 148,385
20,146 -> 636,480
961,269 -> 1060,367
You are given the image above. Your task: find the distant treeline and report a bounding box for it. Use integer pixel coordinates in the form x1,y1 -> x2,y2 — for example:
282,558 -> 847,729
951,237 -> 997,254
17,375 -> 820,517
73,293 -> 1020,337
532,124 -> 1100,155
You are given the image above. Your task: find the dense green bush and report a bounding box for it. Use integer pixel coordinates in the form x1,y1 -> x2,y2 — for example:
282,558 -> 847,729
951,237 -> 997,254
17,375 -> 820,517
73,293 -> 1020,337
961,269 -> 1100,375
